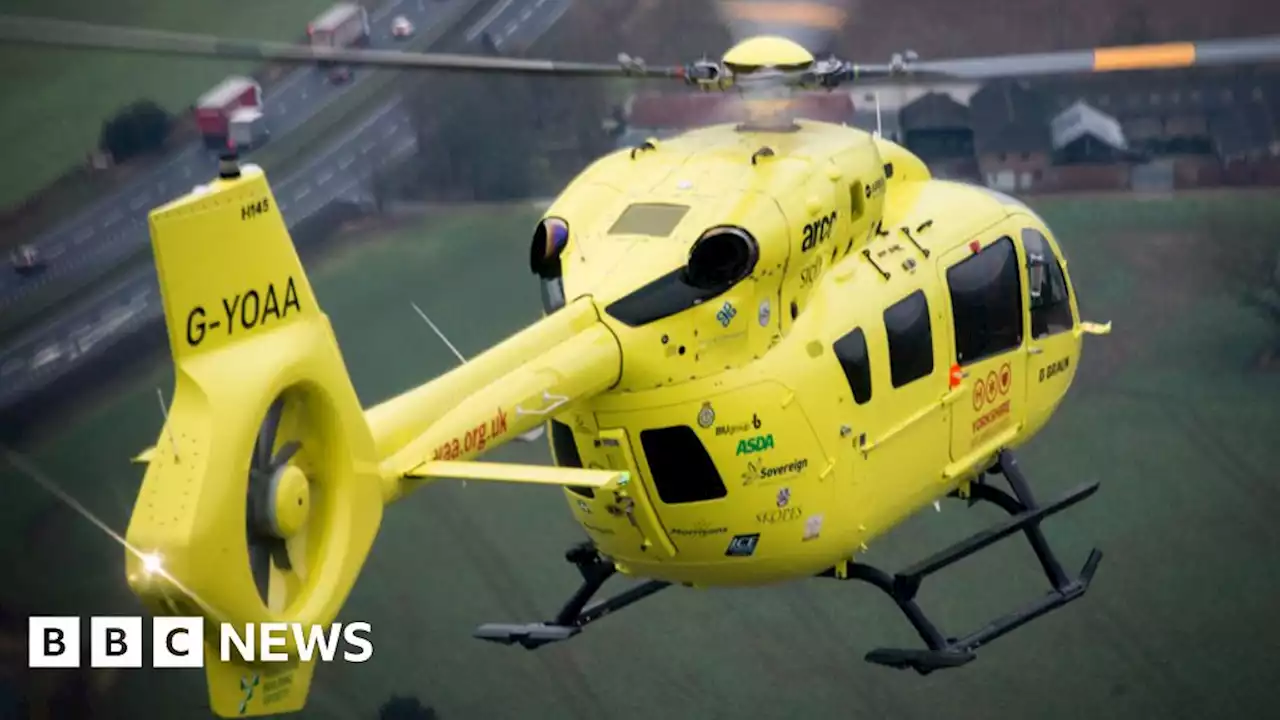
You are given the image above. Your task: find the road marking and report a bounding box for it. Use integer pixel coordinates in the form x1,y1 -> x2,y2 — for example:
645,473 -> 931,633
295,186 -> 311,200
361,142 -> 375,153
339,155 -> 355,169
104,212 -> 123,227
467,0 -> 515,40
128,195 -> 148,210
372,0 -> 405,22
301,91 -> 308,100
74,227 -> 93,243
318,171 -> 334,185
390,137 -> 416,157
505,20 -> 518,34
183,167 -> 191,178
382,124 -> 397,139
521,8 -> 532,21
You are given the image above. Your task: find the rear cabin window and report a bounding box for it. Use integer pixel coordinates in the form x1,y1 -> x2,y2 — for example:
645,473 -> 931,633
833,327 -> 872,404
640,426 -> 727,505
947,236 -> 1024,364
608,203 -> 691,237
884,290 -> 934,388
550,420 -> 592,498
1021,228 -> 1074,338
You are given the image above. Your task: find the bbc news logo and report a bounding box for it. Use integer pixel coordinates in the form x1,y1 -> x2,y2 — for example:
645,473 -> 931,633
28,617 -> 373,668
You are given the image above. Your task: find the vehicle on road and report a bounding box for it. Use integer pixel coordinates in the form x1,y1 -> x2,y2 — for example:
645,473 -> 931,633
309,3 -> 371,55
195,76 -> 263,149
327,65 -> 353,84
391,16 -> 415,39
228,108 -> 270,150
9,245 -> 45,276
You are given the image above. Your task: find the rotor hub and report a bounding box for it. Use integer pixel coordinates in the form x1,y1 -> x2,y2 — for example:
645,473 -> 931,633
267,464 -> 311,539
722,35 -> 815,72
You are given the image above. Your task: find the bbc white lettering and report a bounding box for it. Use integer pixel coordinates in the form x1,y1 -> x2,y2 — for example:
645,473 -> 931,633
28,617 -> 373,668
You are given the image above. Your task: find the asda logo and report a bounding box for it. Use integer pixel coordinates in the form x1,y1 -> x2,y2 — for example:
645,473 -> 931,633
735,434 -> 774,455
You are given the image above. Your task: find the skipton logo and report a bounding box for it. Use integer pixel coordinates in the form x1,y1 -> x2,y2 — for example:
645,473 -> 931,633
28,617 -> 374,668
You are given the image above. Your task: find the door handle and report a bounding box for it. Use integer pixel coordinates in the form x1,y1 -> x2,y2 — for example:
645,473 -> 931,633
1027,346 -> 1044,355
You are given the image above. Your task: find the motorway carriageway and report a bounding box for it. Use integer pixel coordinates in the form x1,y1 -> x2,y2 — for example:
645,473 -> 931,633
0,0 -> 572,411
0,0 -> 482,310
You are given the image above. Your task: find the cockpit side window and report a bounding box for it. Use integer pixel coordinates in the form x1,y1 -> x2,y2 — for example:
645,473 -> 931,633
1021,228 -> 1074,338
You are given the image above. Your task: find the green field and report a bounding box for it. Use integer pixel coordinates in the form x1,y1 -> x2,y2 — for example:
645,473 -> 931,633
0,0 -> 340,212
4,192 -> 1280,718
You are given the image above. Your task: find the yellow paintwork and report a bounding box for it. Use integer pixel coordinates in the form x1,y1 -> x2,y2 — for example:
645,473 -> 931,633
721,35 -> 815,69
406,460 -> 627,488
128,95 -> 1109,716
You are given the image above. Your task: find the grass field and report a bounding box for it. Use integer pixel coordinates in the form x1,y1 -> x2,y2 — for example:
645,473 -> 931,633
3,191 -> 1280,718
0,0 -> 340,212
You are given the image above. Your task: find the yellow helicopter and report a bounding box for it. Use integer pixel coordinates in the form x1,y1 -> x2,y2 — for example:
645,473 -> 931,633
6,5 -> 1280,717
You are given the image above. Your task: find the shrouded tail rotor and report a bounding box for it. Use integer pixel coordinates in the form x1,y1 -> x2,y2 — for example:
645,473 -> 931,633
246,394 -> 311,611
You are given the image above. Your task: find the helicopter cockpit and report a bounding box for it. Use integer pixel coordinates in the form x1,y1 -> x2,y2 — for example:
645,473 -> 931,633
531,185 -> 792,391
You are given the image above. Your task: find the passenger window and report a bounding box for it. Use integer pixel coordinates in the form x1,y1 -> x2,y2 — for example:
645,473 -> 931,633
640,426 -> 728,505
832,327 -> 872,404
947,237 -> 1024,364
1022,228 -> 1074,338
883,290 -> 934,388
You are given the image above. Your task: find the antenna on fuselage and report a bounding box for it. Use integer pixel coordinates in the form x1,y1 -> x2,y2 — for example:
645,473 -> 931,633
409,302 -> 546,442
874,91 -> 883,138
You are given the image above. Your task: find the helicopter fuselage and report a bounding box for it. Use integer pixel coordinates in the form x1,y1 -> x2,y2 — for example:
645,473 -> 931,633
540,120 -> 1084,587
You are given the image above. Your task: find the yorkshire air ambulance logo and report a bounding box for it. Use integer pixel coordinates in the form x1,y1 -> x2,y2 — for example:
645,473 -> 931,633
697,402 -> 715,428
239,673 -> 260,715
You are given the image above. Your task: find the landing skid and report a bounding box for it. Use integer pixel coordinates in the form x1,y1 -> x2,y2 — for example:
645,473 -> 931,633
474,543 -> 671,649
821,448 -> 1103,674
474,449 -> 1101,673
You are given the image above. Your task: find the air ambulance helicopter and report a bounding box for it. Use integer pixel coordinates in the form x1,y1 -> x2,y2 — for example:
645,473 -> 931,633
4,3 -> 1280,717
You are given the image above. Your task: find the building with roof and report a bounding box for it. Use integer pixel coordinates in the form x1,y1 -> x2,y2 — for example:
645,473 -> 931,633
897,91 -> 978,180
968,80 -> 1053,192
1051,100 -> 1138,164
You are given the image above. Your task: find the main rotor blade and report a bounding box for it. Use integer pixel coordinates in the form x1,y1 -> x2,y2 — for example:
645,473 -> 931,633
908,36 -> 1280,80
0,15 -> 681,79
718,0 -> 852,54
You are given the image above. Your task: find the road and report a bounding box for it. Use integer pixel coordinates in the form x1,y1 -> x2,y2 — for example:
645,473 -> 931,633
0,0 -> 573,412
0,0 -> 481,313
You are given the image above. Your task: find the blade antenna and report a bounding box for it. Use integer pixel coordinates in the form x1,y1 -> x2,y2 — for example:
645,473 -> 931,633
410,302 -> 466,363
874,91 -> 883,138
155,387 -> 179,462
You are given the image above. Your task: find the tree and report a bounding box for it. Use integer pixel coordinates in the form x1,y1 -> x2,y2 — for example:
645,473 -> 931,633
98,99 -> 173,163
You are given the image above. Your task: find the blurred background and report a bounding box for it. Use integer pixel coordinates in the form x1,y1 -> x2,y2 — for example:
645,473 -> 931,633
1,0 -> 1279,717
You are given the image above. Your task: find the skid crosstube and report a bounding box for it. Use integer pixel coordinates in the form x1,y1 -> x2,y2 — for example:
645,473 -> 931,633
822,449 -> 1103,674
474,542 -> 671,650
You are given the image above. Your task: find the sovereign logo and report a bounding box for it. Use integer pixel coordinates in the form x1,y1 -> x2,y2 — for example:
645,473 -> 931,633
741,457 -> 808,485
735,434 -> 774,455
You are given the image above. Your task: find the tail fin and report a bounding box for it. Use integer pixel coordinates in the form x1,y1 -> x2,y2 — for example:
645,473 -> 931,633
126,158 -> 383,717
